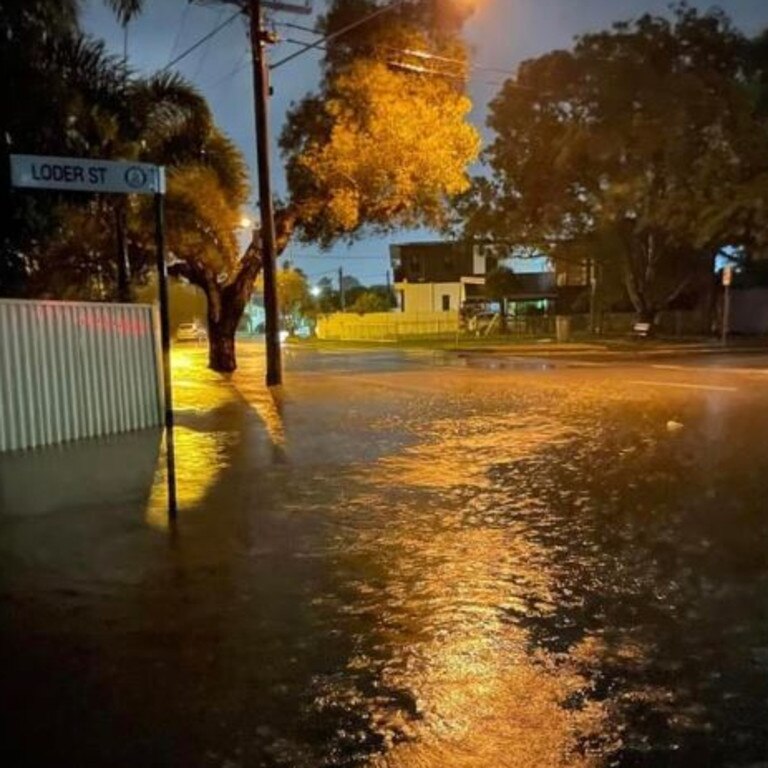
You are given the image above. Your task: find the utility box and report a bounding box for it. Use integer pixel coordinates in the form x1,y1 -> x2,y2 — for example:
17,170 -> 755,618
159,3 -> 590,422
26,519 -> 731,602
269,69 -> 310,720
555,315 -> 571,343
0,299 -> 162,452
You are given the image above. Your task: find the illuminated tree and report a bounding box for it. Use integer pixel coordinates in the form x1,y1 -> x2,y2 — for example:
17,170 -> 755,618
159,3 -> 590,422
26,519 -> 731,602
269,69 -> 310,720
349,290 -> 391,314
256,264 -> 315,334
180,0 -> 481,370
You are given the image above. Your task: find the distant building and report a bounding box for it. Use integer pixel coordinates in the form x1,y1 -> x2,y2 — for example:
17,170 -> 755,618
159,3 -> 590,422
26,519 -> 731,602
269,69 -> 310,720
390,241 -> 498,314
390,241 -> 573,317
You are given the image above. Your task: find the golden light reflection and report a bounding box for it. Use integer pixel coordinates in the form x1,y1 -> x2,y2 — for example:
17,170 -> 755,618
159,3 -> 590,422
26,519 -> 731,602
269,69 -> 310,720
373,414 -> 575,491
144,348 -> 241,529
358,522 -> 610,768
144,426 -> 238,530
144,346 -> 290,528
170,348 -> 237,412
240,385 -> 287,451
336,407 -> 623,766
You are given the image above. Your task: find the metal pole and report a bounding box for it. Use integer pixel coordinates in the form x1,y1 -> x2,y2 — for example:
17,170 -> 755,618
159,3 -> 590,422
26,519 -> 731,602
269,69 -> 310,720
339,266 -> 345,311
154,192 -> 177,520
249,0 -> 282,386
115,21 -> 131,304
588,258 -> 598,335
115,200 -> 131,302
722,283 -> 731,347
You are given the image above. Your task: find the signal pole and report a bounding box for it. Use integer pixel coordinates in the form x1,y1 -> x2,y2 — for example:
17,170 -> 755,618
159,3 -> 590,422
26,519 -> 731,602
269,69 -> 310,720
249,0 -> 282,386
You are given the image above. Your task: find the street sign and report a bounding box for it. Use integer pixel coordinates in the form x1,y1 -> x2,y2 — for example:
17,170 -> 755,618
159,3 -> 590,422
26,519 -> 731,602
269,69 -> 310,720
10,154 -> 165,196
722,265 -> 734,286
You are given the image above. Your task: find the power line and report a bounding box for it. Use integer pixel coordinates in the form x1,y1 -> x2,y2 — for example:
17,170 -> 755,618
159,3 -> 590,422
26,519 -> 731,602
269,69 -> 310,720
193,7 -> 225,80
274,20 -> 316,35
271,0 -> 408,70
277,37 -> 520,88
274,20 -> 518,77
160,10 -> 242,73
166,2 -> 192,66
210,49 -> 251,88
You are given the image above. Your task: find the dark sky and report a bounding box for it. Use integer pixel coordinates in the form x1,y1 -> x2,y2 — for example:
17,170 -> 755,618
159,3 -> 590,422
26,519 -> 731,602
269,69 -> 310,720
82,0 -> 768,285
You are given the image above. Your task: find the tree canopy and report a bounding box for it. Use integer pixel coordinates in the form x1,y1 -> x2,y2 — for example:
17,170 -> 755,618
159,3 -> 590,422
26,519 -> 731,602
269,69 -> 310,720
462,5 -> 768,320
280,0 -> 481,247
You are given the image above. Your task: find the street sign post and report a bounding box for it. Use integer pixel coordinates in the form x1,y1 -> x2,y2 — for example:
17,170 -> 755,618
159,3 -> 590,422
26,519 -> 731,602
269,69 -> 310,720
722,265 -> 733,346
9,153 -> 177,521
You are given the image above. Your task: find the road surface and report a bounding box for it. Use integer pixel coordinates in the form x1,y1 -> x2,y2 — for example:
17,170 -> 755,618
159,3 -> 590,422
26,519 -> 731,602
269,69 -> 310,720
1,344 -> 767,767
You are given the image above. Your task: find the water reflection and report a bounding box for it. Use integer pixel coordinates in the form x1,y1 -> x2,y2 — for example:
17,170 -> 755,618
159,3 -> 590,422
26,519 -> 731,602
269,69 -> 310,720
144,425 -> 238,529
299,383 -> 768,766
302,395 -> 614,766
145,349 -> 290,527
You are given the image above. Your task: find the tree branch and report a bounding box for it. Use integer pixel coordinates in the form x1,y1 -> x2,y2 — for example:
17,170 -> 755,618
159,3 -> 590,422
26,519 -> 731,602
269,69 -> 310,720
275,205 -> 298,256
664,275 -> 692,308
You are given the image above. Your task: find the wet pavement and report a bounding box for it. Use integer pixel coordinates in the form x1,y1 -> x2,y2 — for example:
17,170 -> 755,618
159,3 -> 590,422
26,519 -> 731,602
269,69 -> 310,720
1,343 -> 767,767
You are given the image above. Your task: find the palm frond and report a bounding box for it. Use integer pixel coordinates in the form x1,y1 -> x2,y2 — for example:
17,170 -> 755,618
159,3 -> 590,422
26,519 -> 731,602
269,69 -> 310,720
104,0 -> 144,25
128,72 -> 213,157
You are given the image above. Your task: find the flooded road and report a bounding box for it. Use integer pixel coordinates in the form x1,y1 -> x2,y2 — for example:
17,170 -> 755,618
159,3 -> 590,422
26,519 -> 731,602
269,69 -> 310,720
1,345 -> 767,767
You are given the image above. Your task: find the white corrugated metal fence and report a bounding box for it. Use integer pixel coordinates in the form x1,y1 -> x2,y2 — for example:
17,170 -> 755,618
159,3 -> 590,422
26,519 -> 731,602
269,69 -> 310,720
0,299 -> 162,452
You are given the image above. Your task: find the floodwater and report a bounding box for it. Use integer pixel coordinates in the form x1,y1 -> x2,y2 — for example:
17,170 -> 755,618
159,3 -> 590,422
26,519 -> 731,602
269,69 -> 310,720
1,345 -> 767,767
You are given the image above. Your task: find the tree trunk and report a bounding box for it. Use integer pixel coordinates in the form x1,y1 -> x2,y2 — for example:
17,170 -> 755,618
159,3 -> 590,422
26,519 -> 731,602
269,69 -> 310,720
204,260 -> 262,373
170,206 -> 297,374
208,317 -> 237,373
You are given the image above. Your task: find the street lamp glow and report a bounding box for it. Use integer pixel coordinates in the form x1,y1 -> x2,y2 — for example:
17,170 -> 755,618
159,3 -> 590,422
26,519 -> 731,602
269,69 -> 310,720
240,215 -> 253,229
311,285 -> 322,297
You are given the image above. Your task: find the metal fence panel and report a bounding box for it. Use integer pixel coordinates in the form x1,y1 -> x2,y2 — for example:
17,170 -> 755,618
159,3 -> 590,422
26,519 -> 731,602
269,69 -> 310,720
0,299 -> 162,452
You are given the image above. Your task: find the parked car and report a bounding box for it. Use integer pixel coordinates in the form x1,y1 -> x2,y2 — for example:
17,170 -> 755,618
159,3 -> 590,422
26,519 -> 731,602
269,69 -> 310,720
176,322 -> 207,343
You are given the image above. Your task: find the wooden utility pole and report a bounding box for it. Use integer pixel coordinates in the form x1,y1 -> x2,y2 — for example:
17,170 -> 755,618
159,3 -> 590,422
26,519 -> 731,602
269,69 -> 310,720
249,0 -> 282,386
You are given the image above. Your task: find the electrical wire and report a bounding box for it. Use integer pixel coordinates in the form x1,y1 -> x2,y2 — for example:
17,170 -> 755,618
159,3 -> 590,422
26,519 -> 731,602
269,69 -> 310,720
296,254 -> 387,259
166,2 -> 192,66
192,7 -> 226,81
280,37 -> 516,83
271,0 -> 408,70
160,9 -> 242,73
274,20 -> 518,77
210,49 -> 251,88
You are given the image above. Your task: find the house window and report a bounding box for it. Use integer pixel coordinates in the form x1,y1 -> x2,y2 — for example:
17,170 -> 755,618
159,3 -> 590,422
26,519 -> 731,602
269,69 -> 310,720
442,294 -> 451,311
